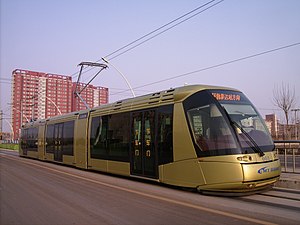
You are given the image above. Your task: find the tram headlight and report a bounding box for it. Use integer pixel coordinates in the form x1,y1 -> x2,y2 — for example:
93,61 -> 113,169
237,155 -> 253,162
247,183 -> 256,188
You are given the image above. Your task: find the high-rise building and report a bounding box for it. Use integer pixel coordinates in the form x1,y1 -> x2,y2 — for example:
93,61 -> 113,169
72,83 -> 109,111
45,73 -> 73,118
11,69 -> 108,139
11,69 -> 73,138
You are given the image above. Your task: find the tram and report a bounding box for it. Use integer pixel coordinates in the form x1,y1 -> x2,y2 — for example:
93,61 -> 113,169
19,84 -> 281,194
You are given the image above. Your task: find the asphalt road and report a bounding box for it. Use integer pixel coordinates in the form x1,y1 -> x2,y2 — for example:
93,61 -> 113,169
1,149 -> 300,225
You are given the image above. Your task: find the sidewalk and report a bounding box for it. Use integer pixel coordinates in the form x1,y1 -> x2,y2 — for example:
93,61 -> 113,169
275,172 -> 300,190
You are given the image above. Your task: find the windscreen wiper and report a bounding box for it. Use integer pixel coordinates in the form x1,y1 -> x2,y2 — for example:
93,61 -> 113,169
232,121 -> 265,157
223,108 -> 265,157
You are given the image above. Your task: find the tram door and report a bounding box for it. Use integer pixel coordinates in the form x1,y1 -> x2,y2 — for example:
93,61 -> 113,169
131,110 -> 158,179
54,123 -> 63,162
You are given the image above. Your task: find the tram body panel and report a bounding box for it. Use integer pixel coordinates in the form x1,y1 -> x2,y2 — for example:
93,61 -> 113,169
88,159 -> 130,176
61,155 -> 75,166
74,113 -> 89,169
44,152 -> 54,161
37,124 -> 45,160
107,161 -> 130,176
199,160 -> 243,185
172,103 -> 197,161
89,159 -> 107,172
26,151 -> 39,159
160,159 -> 205,187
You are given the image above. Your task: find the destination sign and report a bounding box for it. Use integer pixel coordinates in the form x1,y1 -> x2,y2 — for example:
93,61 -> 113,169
211,92 -> 241,101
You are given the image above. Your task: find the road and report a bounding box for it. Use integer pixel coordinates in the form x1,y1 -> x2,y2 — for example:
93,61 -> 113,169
1,149 -> 300,225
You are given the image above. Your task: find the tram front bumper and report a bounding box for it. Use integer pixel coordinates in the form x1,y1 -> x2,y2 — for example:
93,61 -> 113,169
242,160 -> 281,182
196,159 -> 281,194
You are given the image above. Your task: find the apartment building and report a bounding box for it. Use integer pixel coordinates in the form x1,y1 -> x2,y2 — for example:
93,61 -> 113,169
72,83 -> 109,111
11,69 -> 108,139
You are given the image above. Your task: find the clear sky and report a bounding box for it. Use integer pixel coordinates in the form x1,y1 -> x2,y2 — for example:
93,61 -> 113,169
1,0 -> 299,132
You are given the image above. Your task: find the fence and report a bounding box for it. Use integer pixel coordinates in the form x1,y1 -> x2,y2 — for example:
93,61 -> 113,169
274,140 -> 300,173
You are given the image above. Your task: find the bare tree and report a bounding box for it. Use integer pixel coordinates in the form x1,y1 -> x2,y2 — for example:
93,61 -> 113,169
273,83 -> 296,125
273,83 -> 296,139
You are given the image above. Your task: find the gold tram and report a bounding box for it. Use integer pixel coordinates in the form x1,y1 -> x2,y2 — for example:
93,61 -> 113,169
19,85 -> 281,194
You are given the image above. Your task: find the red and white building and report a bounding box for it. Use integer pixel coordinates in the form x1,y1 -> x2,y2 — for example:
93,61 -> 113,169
72,83 -> 109,111
11,69 -> 108,139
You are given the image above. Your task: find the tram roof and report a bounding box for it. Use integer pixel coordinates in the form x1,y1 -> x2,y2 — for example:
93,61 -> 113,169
90,84 -> 239,115
22,84 -> 239,126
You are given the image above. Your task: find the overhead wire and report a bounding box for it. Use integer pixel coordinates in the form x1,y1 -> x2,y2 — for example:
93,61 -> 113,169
104,0 -> 224,61
103,0 -> 217,60
110,42 -> 300,96
70,0 -> 224,79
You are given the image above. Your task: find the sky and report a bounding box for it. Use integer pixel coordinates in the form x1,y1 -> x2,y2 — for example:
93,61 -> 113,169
1,0 -> 300,132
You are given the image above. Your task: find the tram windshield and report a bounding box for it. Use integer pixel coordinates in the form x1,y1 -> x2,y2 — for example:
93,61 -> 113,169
211,90 -> 274,154
184,89 -> 274,157
187,103 -> 238,154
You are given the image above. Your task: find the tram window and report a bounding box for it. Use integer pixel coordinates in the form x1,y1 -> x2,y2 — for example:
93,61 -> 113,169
27,128 -> 32,150
187,104 -> 237,152
27,127 -> 38,151
184,90 -> 239,156
46,124 -> 54,153
21,128 -> 30,150
187,106 -> 210,151
158,105 -> 173,165
107,113 -> 130,161
91,113 -> 130,162
21,129 -> 28,150
222,103 -> 273,147
33,128 -> 38,151
91,116 -> 107,158
62,121 -> 74,156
